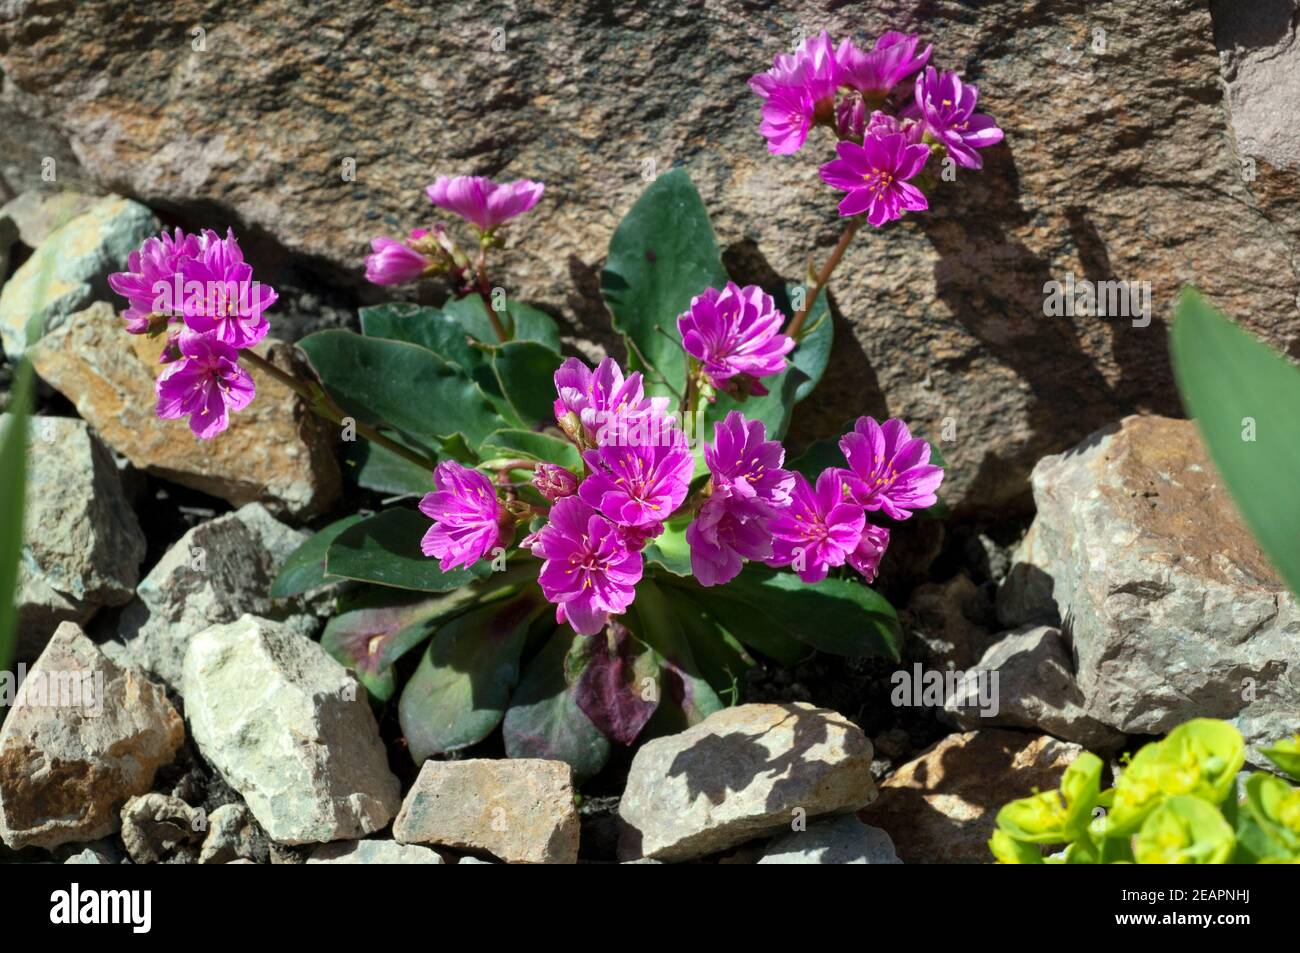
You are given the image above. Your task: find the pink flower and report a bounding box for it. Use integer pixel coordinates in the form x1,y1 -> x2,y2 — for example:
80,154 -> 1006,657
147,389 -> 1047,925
768,469 -> 865,583
179,229 -> 277,349
687,489 -> 774,587
426,175 -> 544,233
749,31 -> 841,154
907,67 -> 1004,169
108,228 -> 203,333
579,436 -> 694,529
365,231 -> 432,285
533,496 -> 643,636
819,133 -> 931,226
837,32 -> 931,101
848,523 -> 890,582
866,109 -> 923,144
838,416 -> 944,520
532,463 -> 580,503
553,356 -> 673,447
155,329 -> 255,440
677,283 -> 795,396
418,461 -> 506,572
704,411 -> 793,505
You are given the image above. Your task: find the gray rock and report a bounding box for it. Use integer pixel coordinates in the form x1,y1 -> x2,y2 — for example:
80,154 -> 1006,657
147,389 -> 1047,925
0,195 -> 156,357
120,793 -> 202,864
0,622 -> 185,850
758,815 -> 901,865
198,803 -> 268,865
307,840 -> 446,865
943,625 -> 1126,750
62,844 -> 120,865
8,414 -> 145,659
393,759 -> 579,865
905,571 -> 992,669
1214,0 -> 1300,172
1011,416 -> 1300,762
456,856 -> 496,865
0,190 -> 99,248
181,615 -> 401,845
618,702 -> 876,862
996,523 -> 1061,629
117,502 -> 317,688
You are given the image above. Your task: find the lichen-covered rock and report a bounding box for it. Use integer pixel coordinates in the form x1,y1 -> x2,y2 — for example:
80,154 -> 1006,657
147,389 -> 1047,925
181,615 -> 401,845
862,730 -> 1081,864
307,839 -> 446,865
618,702 -> 875,862
117,502 -> 317,688
6,413 -> 145,659
0,190 -> 99,247
0,622 -> 184,850
0,195 -> 155,357
758,815 -> 901,865
393,759 -> 579,865
28,302 -> 341,518
1002,415 -> 1300,759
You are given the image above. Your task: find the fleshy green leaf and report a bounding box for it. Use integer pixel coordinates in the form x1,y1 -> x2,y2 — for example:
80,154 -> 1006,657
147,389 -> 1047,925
641,518 -> 693,577
1170,288 -> 1300,598
0,362 -> 32,674
566,622 -> 660,746
270,514 -> 366,598
478,428 -> 580,470
785,283 -> 833,403
706,360 -> 807,443
628,579 -> 723,730
1133,795 -> 1235,865
442,294 -> 562,353
1262,735 -> 1300,782
602,168 -> 727,399
664,577 -> 809,667
503,627 -> 611,783
491,341 -> 565,427
325,507 -> 490,592
399,589 -> 545,762
663,588 -> 755,703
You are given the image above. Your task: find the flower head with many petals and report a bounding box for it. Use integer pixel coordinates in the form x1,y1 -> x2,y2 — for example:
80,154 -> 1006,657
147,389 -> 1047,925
579,436 -> 694,529
907,67 -> 1003,169
838,416 -> 944,520
108,228 -> 205,333
836,32 -> 931,102
426,175 -> 544,234
532,496 -> 643,635
848,522 -> 891,582
768,469 -> 865,583
553,356 -> 674,447
418,461 -> 506,572
155,330 -> 255,440
819,133 -> 931,225
678,283 -> 794,396
749,31 -> 841,154
179,229 -> 277,349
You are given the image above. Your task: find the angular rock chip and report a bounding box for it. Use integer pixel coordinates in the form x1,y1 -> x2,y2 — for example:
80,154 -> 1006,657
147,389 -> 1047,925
758,815 -> 901,865
120,793 -> 202,864
307,839 -> 446,864
199,803 -> 269,865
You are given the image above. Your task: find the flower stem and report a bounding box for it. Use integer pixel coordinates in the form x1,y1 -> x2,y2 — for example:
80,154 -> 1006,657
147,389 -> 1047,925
785,217 -> 863,340
474,244 -> 509,344
238,348 -> 439,473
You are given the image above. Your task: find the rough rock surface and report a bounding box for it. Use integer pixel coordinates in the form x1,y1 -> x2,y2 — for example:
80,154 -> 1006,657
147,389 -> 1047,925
0,195 -> 155,358
0,190 -> 99,247
758,814 -> 902,865
0,622 -> 184,850
618,702 -> 876,862
8,413 -> 145,659
393,759 -> 579,865
904,571 -> 992,669
198,803 -> 268,865
181,615 -> 401,845
1002,416 -> 1300,757
943,625 -> 1125,750
117,502 -> 317,688
307,839 -> 446,865
120,793 -> 202,864
28,302 -> 341,518
863,730 -> 1081,864
2,2 -> 1297,512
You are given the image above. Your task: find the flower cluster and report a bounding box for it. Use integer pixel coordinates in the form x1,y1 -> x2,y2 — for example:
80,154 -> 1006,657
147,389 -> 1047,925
750,30 -> 1003,226
109,228 -> 277,438
677,282 -> 794,398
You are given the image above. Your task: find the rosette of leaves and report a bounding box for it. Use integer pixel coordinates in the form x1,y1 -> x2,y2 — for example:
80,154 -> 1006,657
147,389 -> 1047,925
989,718 -> 1300,864
273,169 -> 906,782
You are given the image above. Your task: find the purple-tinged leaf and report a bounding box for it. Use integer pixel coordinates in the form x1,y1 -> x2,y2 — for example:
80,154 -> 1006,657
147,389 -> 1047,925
566,622 -> 660,746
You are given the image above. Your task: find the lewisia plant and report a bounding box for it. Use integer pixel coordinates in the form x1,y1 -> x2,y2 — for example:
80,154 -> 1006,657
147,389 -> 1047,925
107,29 -> 965,777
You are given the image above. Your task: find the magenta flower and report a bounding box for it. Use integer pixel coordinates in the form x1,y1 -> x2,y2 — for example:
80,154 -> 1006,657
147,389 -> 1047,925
533,496 -> 643,636
365,231 -> 432,285
704,411 -> 793,505
418,461 -> 506,572
553,356 -> 673,446
155,330 -> 255,440
426,175 -> 544,234
677,283 -> 795,396
179,229 -> 277,349
687,489 -> 774,587
532,463 -> 580,503
838,416 -> 945,520
749,31 -> 840,154
579,437 -> 694,529
768,469 -> 865,583
108,228 -> 203,333
848,522 -> 890,582
836,32 -> 931,102
866,109 -> 923,144
819,133 -> 931,226
907,67 -> 1004,169
757,84 -> 818,156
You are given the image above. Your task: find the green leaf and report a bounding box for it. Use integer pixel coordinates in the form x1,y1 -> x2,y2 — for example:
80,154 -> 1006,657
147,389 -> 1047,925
325,507 -> 490,592
298,329 -> 507,450
566,622 -> 660,745
270,514 -> 365,598
478,428 -> 580,470
399,589 -> 546,761
442,294 -> 562,353
786,284 -> 833,403
342,439 -> 435,496
664,588 -> 755,702
707,359 -> 807,442
641,518 -> 693,577
506,301 -> 563,354
1262,735 -> 1300,782
661,577 -> 808,667
602,168 -> 727,399
628,579 -> 724,729
492,341 -> 565,427
1170,288 -> 1300,598
503,627 -> 611,783
0,362 -> 32,674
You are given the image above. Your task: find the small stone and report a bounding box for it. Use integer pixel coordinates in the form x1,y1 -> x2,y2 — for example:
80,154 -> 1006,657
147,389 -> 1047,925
0,190 -> 100,248
0,622 -> 184,850
758,815 -> 902,865
905,571 -> 992,669
863,730 -> 1081,864
306,840 -> 446,864
7,414 -> 145,659
117,502 -> 317,688
456,856 -> 496,865
198,803 -> 268,865
181,615 -> 401,845
28,302 -> 341,518
618,702 -> 876,862
943,625 -> 1126,749
120,793 -> 201,864
393,759 -> 579,865
0,195 -> 156,358
62,844 -> 119,864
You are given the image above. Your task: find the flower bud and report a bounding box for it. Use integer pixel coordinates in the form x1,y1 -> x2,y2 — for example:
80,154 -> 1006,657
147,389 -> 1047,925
532,463 -> 580,502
